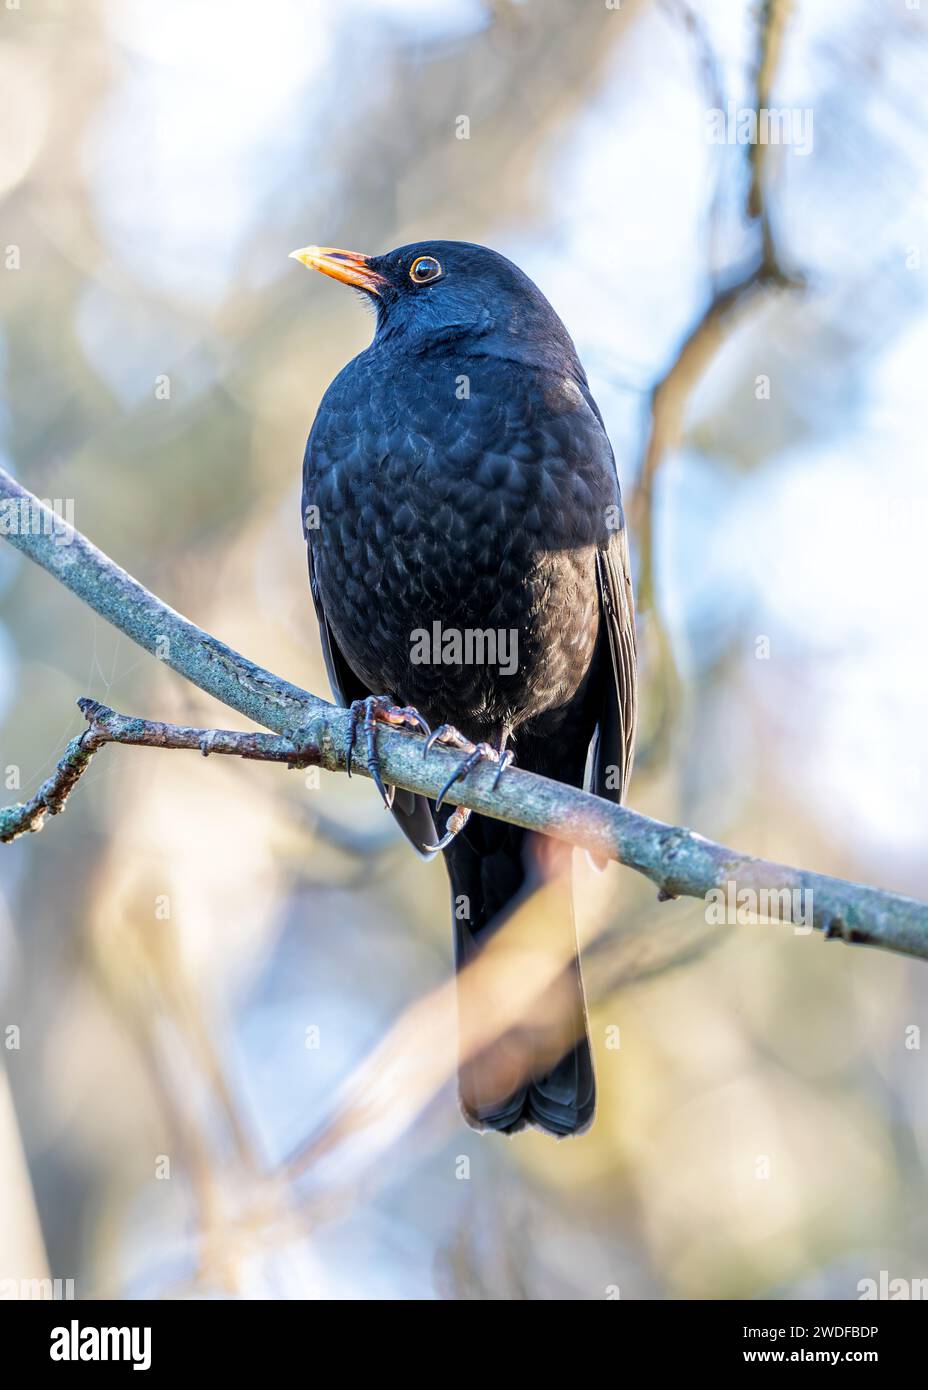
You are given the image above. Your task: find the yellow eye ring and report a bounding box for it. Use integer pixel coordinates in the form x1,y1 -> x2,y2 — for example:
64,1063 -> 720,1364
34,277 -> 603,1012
409,255 -> 443,285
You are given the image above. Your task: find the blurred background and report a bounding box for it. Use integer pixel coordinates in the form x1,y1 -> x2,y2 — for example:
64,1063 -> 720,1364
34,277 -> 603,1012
1,0 -> 927,1300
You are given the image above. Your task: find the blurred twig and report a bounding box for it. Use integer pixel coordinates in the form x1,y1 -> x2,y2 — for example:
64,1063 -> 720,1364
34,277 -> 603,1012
749,0 -> 794,237
3,470 -> 928,960
632,0 -> 803,767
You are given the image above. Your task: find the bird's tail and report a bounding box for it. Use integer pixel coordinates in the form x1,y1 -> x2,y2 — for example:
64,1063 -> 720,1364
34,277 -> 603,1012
442,817 -> 595,1137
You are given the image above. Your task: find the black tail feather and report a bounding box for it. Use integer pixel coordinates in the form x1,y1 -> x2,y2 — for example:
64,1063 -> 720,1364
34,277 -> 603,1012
443,816 -> 595,1137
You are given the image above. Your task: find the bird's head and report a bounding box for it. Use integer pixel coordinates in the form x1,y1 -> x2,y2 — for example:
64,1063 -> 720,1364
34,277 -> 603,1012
290,239 -> 581,366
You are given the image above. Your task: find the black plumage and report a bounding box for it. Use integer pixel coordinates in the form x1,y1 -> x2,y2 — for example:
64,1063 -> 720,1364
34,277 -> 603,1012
297,239 -> 637,1136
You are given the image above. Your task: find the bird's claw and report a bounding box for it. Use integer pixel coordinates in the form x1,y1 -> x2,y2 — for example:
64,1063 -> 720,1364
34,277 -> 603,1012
491,748 -> 515,790
345,695 -> 431,808
424,724 -> 473,757
424,725 -> 514,811
435,742 -> 505,810
424,804 -> 472,853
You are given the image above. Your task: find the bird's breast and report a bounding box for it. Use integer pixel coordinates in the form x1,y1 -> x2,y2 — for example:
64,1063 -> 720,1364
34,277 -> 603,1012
305,352 -> 614,736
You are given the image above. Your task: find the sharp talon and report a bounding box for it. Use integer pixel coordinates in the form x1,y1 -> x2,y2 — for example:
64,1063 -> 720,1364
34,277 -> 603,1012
435,742 -> 496,810
492,749 -> 514,790
436,751 -> 471,809
369,759 -> 391,810
425,727 -> 512,808
366,716 -> 390,808
372,770 -> 391,809
424,805 -> 472,852
399,707 -> 430,738
424,723 -> 477,758
434,772 -> 457,812
425,724 -> 452,756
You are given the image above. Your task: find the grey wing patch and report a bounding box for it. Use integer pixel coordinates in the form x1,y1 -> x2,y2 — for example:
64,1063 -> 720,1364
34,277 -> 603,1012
591,524 -> 638,807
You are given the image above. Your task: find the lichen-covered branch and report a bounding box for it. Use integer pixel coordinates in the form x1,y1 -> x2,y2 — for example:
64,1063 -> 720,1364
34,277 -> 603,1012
0,698 -> 320,844
0,717 -> 103,843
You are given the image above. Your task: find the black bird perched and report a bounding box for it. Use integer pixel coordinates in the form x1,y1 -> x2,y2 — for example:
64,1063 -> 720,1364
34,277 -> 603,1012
294,239 -> 636,1136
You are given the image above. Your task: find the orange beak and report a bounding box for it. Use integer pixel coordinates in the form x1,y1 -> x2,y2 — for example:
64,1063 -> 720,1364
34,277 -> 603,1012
289,244 -> 387,296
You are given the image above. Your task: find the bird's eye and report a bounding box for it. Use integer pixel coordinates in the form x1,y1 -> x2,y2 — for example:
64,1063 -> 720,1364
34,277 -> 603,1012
409,255 -> 443,285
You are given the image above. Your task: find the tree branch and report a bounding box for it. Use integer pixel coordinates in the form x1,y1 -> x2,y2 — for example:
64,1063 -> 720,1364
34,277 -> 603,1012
0,699 -> 320,843
2,468 -> 928,959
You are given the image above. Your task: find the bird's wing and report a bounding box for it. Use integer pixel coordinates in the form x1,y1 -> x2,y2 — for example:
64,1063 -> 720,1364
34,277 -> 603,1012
305,537 -> 364,711
570,379 -> 638,807
591,519 -> 638,806
302,449 -> 439,860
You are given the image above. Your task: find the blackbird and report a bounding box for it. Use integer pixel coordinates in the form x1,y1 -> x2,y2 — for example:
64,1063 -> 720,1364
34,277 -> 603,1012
293,240 -> 637,1136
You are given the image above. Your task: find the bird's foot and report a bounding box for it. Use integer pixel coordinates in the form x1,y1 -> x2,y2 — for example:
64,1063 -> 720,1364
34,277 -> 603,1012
421,728 -> 514,852
424,725 -> 515,809
345,695 -> 431,808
